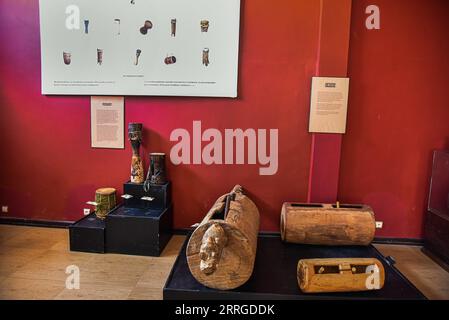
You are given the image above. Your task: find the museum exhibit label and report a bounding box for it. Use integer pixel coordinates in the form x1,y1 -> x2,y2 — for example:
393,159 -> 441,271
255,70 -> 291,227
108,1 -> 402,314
309,77 -> 350,133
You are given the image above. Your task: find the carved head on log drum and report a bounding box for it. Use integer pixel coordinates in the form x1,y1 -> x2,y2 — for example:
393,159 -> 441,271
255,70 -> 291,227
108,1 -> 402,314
128,123 -> 144,184
199,223 -> 228,275
186,185 -> 260,290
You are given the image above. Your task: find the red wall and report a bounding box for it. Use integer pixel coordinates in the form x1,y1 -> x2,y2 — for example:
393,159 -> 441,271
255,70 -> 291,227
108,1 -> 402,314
339,0 -> 449,238
2,0 -> 447,239
0,0 -> 321,230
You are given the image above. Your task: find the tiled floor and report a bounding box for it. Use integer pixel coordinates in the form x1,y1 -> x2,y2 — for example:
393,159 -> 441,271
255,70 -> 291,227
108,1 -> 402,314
1,225 -> 449,300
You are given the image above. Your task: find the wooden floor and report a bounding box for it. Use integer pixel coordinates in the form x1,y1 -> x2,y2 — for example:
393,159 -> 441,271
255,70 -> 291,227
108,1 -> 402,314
1,225 -> 449,300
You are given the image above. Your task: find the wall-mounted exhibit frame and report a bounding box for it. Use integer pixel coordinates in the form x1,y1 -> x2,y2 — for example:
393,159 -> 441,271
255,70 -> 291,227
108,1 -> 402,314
39,0 -> 241,97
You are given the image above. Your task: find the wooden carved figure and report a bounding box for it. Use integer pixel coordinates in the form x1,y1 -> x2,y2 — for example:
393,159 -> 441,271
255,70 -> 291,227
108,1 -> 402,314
128,123 -> 144,184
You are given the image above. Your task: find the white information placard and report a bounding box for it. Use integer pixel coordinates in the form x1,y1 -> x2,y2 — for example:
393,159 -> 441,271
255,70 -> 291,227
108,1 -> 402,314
91,96 -> 124,149
309,77 -> 350,134
39,0 -> 241,97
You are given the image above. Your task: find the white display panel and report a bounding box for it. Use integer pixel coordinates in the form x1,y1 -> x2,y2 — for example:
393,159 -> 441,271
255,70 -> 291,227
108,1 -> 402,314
39,0 -> 240,97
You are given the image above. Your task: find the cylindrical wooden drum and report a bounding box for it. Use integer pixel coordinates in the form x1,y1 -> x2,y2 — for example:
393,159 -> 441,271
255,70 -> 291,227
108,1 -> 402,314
95,188 -> 116,220
281,203 -> 376,246
164,56 -> 177,65
187,185 -> 260,290
147,153 -> 167,185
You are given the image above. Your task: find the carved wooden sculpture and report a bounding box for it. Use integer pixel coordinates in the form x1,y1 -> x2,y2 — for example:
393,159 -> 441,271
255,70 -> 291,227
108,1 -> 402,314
171,19 -> 177,37
297,258 -> 385,293
134,49 -> 142,66
281,203 -> 376,246
128,123 -> 144,183
187,185 -> 260,290
97,49 -> 103,65
84,20 -> 89,34
202,48 -> 210,67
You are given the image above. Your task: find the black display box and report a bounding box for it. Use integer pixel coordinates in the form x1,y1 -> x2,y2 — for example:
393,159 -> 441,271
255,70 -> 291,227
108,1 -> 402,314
105,205 -> 172,256
163,234 -> 426,300
123,181 -> 171,210
69,213 -> 106,253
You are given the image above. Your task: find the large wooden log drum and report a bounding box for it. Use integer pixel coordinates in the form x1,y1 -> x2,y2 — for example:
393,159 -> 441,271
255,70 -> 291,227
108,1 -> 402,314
94,188 -> 116,220
128,123 -> 144,184
281,203 -> 376,246
297,258 -> 385,293
186,185 -> 260,290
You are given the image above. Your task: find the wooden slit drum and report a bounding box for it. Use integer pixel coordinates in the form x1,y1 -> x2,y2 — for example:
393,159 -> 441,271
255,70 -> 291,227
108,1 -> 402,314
281,203 -> 376,246
297,258 -> 385,293
186,185 -> 260,290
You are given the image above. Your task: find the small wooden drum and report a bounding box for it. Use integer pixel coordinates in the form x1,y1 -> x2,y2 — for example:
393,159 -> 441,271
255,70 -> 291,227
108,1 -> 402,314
164,56 -> 177,65
95,188 -> 116,220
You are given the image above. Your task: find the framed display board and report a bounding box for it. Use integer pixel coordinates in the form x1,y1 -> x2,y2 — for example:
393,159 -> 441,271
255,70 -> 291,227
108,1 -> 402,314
39,0 -> 241,97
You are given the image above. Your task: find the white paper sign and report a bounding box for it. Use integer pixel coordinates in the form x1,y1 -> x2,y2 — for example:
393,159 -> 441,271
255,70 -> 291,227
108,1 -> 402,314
39,0 -> 241,97
91,96 -> 124,149
309,77 -> 350,134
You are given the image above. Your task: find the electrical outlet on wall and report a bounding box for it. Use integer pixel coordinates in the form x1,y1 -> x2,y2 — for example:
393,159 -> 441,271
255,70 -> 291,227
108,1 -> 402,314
2,206 -> 8,213
375,221 -> 383,229
83,208 -> 91,216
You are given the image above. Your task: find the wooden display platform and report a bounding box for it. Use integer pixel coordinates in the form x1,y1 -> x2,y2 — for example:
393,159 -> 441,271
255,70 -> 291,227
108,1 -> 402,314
163,234 -> 426,300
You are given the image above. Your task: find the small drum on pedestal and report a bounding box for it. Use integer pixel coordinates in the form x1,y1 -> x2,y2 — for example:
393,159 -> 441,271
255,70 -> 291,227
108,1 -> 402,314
95,188 -> 116,220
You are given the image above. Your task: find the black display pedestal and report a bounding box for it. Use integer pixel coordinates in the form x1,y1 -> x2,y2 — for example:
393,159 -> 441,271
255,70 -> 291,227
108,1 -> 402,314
69,180 -> 172,256
163,234 -> 426,300
69,213 -> 105,253
123,181 -> 171,210
106,205 -> 172,256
